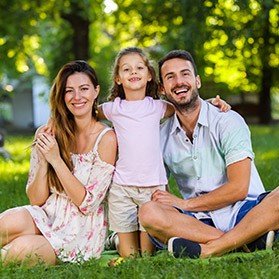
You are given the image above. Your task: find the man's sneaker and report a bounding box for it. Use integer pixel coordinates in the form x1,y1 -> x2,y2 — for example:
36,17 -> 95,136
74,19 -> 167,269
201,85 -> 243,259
168,237 -> 201,258
246,231 -> 278,252
104,232 -> 118,251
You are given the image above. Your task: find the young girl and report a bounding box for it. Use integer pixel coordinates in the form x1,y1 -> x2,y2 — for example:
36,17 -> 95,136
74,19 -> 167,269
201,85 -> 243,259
98,47 -> 229,258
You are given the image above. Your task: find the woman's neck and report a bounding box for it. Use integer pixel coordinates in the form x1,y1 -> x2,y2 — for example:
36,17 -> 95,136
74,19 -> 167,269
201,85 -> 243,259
75,116 -> 96,135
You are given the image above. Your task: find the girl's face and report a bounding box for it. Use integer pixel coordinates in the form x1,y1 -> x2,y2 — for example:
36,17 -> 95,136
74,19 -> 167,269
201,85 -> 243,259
64,72 -> 99,118
116,53 -> 151,99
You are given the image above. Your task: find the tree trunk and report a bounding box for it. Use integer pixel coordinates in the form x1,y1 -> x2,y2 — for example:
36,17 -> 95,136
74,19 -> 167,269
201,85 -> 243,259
259,2 -> 272,124
62,3 -> 90,60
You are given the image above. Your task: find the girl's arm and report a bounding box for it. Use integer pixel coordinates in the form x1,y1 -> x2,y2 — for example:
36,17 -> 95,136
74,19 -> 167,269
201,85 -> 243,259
208,95 -> 231,112
97,105 -> 107,120
163,101 -> 175,118
163,95 -> 231,118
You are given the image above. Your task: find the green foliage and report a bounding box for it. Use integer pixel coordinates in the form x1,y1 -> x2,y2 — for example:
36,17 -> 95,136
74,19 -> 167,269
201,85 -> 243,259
250,125 -> 279,190
1,0 -> 278,108
0,135 -> 31,211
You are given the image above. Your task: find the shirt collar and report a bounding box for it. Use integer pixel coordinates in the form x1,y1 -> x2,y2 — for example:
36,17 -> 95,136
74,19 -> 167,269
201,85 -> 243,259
170,98 -> 209,134
197,99 -> 209,127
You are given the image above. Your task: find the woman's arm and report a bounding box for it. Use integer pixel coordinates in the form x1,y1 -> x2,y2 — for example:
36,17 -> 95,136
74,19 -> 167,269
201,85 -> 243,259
26,127 -> 51,205
36,132 -> 87,206
78,130 -> 117,214
36,130 -> 117,212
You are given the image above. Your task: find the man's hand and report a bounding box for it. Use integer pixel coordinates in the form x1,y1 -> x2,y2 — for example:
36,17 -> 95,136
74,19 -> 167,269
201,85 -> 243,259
152,189 -> 185,208
211,95 -> 231,112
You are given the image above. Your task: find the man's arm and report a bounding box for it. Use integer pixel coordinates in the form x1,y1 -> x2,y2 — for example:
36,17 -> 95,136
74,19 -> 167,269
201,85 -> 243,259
152,157 -> 251,211
183,158 -> 251,211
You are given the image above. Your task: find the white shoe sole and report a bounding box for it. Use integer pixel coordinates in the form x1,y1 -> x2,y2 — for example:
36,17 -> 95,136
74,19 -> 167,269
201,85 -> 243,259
266,231 -> 275,249
167,237 -> 179,255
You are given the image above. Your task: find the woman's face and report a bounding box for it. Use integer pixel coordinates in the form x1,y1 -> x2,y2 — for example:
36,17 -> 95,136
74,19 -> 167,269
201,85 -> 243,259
64,72 -> 99,118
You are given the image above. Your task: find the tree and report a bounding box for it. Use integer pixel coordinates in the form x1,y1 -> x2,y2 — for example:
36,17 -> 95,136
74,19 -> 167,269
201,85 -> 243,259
109,0 -> 278,123
0,0 -> 278,123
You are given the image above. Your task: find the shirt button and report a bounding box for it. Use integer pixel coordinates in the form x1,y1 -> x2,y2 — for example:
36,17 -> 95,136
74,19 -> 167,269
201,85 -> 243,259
193,135 -> 197,138
193,156 -> 197,160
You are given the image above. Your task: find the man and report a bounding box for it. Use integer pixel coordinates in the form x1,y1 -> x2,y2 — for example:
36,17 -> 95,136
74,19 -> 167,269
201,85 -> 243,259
139,50 -> 279,258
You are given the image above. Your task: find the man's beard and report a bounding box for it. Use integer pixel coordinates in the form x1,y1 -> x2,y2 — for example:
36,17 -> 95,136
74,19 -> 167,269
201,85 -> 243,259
167,87 -> 199,113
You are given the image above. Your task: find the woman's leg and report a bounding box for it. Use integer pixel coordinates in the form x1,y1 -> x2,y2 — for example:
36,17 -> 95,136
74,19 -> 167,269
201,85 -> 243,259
117,231 -> 139,257
1,235 -> 56,265
0,207 -> 40,247
201,188 -> 279,258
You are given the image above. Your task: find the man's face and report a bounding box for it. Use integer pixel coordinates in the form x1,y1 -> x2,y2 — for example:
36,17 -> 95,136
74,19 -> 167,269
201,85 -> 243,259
160,58 -> 201,110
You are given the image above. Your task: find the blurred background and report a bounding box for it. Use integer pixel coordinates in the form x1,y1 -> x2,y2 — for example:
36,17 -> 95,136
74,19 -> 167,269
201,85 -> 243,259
0,0 -> 278,133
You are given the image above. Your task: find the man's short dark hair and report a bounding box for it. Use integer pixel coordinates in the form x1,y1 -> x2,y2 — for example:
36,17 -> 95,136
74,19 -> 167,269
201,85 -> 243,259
158,50 -> 198,83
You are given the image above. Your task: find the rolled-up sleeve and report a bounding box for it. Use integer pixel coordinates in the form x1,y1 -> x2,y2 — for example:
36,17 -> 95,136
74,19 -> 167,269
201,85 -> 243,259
219,112 -> 254,167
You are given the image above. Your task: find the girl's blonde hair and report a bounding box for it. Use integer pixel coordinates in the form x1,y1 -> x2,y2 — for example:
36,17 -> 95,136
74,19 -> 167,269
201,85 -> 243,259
47,60 -> 99,192
108,47 -> 159,101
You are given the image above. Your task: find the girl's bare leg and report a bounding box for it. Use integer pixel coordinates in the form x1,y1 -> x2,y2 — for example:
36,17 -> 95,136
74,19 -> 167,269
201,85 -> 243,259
117,231 -> 140,257
140,231 -> 154,255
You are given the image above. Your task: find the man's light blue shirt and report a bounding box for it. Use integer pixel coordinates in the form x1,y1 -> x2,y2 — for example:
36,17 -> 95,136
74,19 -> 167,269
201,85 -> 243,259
160,98 -> 265,232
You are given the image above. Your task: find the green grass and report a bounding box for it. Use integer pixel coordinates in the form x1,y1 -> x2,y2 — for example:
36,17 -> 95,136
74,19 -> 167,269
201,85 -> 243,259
0,126 -> 279,278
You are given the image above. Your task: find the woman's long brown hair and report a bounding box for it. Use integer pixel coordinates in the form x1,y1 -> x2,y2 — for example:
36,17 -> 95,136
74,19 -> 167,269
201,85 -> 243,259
47,60 -> 99,192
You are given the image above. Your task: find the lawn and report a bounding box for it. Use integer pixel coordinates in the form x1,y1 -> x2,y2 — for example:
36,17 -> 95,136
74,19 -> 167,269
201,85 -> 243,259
0,125 -> 279,278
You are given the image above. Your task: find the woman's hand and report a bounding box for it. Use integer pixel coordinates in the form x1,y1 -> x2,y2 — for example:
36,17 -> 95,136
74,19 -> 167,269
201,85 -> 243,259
36,133 -> 61,166
211,95 -> 231,112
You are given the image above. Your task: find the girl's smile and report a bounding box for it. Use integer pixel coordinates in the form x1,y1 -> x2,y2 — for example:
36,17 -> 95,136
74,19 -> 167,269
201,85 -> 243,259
116,53 -> 151,100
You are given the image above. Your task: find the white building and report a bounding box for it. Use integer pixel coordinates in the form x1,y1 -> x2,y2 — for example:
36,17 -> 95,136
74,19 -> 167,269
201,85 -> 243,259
9,76 -> 50,130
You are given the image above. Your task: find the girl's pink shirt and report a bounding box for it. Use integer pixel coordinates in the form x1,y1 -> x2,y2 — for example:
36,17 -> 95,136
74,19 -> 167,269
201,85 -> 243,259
102,97 -> 168,186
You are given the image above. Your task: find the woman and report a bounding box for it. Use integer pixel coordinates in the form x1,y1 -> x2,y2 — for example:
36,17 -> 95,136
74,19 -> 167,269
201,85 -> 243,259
0,61 -> 117,265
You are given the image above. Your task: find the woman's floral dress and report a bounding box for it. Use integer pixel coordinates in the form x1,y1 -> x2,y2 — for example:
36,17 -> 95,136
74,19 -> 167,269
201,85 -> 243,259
24,128 -> 115,263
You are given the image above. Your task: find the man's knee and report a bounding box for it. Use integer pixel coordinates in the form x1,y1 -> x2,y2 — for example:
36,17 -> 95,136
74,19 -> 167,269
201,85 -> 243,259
139,201 -> 157,228
265,189 -> 279,210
